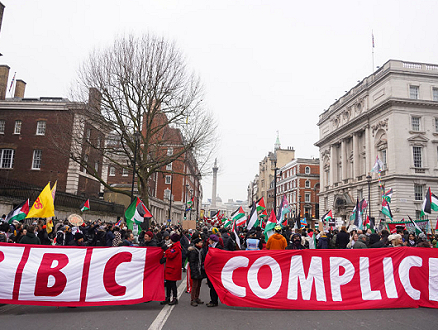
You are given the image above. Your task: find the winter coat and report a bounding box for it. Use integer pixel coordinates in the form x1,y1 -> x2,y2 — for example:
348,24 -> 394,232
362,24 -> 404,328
112,231 -> 122,247
221,233 -> 235,251
105,231 -> 115,246
317,235 -> 329,249
187,245 -> 206,279
164,241 -> 182,281
19,232 -> 41,245
266,233 -> 287,250
352,239 -> 367,249
336,231 -> 350,249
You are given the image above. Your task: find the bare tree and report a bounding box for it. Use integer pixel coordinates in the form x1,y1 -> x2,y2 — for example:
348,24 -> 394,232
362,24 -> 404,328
68,34 -> 217,207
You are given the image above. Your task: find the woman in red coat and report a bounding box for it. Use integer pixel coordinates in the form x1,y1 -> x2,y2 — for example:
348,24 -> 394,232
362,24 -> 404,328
161,233 -> 182,305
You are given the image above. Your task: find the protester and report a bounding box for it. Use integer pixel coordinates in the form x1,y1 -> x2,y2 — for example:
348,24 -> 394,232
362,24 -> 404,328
206,234 -> 222,307
19,225 -> 41,245
187,237 -> 206,306
266,225 -> 287,250
121,232 -> 135,246
353,234 -> 368,249
404,233 -> 417,247
317,231 -> 329,249
286,233 -> 304,250
246,230 -> 263,250
336,226 -> 350,248
68,232 -> 85,246
388,233 -> 404,247
161,233 -> 182,306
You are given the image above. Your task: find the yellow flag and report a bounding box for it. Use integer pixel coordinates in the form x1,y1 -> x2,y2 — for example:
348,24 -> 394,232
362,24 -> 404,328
51,180 -> 57,202
26,183 -> 55,218
46,218 -> 54,234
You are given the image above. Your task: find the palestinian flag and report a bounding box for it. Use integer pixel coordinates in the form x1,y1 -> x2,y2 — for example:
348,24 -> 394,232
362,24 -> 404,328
382,188 -> 393,203
308,231 -> 317,249
381,199 -> 393,221
80,199 -> 90,212
125,197 -> 153,233
407,215 -> 422,235
277,195 -> 292,226
364,215 -> 375,233
263,209 -> 277,241
186,197 -> 194,211
6,199 -> 29,224
321,210 -> 333,223
246,202 -> 259,230
232,219 -> 241,250
231,206 -> 246,226
222,217 -> 232,229
421,187 -> 438,216
256,197 -> 268,218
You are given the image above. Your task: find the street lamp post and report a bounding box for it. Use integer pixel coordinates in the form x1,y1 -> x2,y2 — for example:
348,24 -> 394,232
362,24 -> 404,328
168,173 -> 173,221
366,174 -> 372,218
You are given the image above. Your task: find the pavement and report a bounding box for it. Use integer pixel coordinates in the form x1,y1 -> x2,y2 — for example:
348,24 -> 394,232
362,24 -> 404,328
1,278 -> 438,330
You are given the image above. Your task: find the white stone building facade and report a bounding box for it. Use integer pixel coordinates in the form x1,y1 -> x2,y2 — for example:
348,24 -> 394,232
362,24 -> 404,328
315,60 -> 438,225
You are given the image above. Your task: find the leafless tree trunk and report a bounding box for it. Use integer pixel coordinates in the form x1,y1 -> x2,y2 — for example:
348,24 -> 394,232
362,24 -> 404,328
68,34 -> 217,207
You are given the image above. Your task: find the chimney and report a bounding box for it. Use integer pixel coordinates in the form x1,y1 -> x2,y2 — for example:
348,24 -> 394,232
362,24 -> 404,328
88,87 -> 101,112
0,64 -> 9,100
14,79 -> 26,98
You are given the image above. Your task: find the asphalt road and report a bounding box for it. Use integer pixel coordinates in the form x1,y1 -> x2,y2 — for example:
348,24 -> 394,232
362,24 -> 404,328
1,278 -> 438,330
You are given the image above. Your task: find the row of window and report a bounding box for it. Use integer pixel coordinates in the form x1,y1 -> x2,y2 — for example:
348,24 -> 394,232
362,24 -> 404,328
109,166 -> 129,177
0,148 -> 42,169
277,191 -> 312,205
278,179 -> 314,194
280,166 -> 312,180
409,85 -> 438,101
410,116 -> 438,133
0,120 -> 46,136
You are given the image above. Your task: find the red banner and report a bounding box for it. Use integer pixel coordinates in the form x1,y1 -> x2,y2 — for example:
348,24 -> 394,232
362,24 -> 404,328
0,243 -> 164,306
205,248 -> 438,310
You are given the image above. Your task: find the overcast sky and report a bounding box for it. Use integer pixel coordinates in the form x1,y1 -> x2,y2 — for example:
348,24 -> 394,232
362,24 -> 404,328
2,0 -> 438,203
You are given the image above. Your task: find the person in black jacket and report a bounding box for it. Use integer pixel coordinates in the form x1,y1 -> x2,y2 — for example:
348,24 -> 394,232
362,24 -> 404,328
336,226 -> 350,249
206,235 -> 222,307
187,238 -> 206,306
220,228 -> 235,251
180,231 -> 190,272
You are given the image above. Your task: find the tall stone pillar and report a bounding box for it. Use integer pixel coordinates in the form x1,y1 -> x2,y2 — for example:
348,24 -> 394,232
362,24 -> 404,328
341,139 -> 346,182
329,145 -> 335,186
353,132 -> 359,180
211,158 -> 218,208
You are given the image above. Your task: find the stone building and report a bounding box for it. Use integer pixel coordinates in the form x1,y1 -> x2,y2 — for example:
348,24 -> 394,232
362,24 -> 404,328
315,59 -> 438,225
255,134 -> 295,213
272,158 -> 320,225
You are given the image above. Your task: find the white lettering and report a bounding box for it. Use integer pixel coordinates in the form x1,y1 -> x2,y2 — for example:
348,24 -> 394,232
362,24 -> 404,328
429,258 -> 438,301
399,256 -> 422,300
383,257 -> 398,298
248,256 -> 281,299
221,256 -> 249,297
288,256 -> 326,301
359,257 -> 381,300
330,257 -> 355,302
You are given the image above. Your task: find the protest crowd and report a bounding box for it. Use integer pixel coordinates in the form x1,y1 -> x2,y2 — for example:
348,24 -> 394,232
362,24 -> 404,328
1,212 -> 438,308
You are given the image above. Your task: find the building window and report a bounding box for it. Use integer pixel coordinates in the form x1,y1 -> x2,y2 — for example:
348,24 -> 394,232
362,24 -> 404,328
413,146 -> 422,168
433,88 -> 438,101
14,120 -> 22,134
381,149 -> 387,169
109,166 -> 116,176
94,161 -> 99,172
167,147 -> 173,156
0,149 -> 14,168
121,168 -> 128,176
97,136 -> 101,148
0,120 -> 5,134
165,175 -> 172,184
415,210 -> 423,220
305,166 -> 310,174
166,162 -> 172,171
357,189 -> 363,200
410,85 -> 419,99
414,184 -> 424,201
305,192 -> 311,203
411,116 -> 420,131
31,150 -> 42,169
83,154 -> 89,173
36,121 -> 46,135
305,180 -> 310,188
86,128 -> 91,142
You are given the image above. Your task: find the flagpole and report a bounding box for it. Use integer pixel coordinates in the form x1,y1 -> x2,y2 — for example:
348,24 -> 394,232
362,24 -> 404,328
372,31 -> 375,72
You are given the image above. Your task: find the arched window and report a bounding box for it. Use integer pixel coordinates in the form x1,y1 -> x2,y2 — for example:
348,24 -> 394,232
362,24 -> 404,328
305,166 -> 310,174
305,180 -> 310,188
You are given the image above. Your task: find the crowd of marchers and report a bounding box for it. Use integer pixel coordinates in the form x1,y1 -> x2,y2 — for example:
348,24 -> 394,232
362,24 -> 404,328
1,214 -> 438,309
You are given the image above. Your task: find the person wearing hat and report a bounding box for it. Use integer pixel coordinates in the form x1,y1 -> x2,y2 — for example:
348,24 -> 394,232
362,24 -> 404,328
142,231 -> 158,247
161,233 -> 182,306
187,237 -> 206,306
353,234 -> 368,249
205,234 -> 222,307
388,233 -> 404,247
266,225 -> 287,250
68,232 -> 85,246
